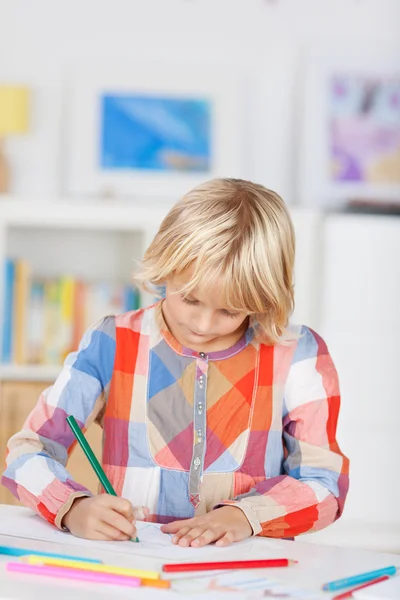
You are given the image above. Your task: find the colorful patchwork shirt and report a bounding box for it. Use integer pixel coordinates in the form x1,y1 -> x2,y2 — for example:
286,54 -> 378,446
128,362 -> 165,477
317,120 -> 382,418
2,302 -> 349,537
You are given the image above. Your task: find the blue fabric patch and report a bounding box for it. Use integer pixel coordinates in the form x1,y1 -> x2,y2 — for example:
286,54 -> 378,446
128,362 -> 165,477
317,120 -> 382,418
283,431 -> 300,457
127,422 -> 153,467
3,452 -> 71,484
40,453 -> 74,483
264,430 -> 285,477
291,326 -> 318,365
206,449 -> 239,473
57,375 -> 102,428
148,351 -> 176,400
157,470 -> 194,519
153,339 -> 191,380
282,395 -> 289,418
286,465 -> 340,498
2,453 -> 34,480
73,328 -> 115,387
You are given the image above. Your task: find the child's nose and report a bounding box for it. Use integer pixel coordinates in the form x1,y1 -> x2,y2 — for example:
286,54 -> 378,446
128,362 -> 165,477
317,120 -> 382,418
195,310 -> 215,333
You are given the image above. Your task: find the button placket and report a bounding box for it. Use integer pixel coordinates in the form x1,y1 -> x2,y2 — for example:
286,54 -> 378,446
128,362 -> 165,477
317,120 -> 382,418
189,353 -> 208,506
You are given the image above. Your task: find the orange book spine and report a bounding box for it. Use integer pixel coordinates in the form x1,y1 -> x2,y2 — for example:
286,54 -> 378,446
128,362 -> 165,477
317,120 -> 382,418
13,260 -> 30,364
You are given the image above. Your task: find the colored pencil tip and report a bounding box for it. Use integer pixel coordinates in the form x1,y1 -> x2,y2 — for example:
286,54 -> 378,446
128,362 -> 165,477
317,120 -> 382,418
288,560 -> 298,565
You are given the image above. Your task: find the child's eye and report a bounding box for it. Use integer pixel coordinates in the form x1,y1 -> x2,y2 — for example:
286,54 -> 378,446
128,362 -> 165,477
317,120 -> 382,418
221,309 -> 241,318
181,296 -> 198,305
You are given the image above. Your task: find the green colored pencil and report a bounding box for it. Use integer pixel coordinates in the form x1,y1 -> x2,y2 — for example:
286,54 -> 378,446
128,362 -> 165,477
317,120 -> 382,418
66,415 -> 139,542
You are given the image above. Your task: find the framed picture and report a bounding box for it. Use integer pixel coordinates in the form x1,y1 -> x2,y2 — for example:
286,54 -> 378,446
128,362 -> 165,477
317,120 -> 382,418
66,63 -> 243,200
299,45 -> 400,207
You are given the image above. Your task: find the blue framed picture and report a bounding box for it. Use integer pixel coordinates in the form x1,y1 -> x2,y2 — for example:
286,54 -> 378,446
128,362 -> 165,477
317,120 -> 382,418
67,65 -> 241,198
100,95 -> 212,173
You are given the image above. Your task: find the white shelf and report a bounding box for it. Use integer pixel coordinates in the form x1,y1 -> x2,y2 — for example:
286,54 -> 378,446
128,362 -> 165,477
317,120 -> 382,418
0,364 -> 61,382
0,197 -> 170,230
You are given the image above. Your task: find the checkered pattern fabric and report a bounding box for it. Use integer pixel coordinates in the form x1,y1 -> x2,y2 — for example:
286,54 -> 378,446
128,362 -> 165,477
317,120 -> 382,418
2,302 -> 349,537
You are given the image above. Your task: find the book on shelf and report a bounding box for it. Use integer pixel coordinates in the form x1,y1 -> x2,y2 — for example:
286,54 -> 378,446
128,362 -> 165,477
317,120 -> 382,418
1,258 -> 141,367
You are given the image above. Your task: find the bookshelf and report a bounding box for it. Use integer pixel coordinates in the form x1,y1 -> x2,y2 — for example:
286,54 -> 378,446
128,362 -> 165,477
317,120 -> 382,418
0,196 -> 171,378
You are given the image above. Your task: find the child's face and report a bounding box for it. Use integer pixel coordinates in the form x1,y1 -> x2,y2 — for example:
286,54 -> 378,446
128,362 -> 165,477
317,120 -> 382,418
162,269 -> 249,351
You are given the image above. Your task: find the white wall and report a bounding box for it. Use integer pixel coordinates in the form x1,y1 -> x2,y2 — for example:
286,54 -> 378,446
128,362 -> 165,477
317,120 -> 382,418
0,0 -> 399,203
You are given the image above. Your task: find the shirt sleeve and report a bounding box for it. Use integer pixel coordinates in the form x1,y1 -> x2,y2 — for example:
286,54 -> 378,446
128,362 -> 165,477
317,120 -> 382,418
1,316 -> 116,528
219,326 -> 350,538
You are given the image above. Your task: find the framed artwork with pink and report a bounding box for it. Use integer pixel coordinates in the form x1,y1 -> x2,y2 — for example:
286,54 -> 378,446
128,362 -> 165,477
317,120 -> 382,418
299,45 -> 400,207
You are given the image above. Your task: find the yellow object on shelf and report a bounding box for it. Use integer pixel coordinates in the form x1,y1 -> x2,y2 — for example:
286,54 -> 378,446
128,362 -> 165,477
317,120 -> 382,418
0,85 -> 30,193
0,86 -> 30,134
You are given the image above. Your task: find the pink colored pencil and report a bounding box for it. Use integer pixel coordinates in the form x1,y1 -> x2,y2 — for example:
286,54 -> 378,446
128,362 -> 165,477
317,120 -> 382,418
6,561 -> 141,587
332,575 -> 391,600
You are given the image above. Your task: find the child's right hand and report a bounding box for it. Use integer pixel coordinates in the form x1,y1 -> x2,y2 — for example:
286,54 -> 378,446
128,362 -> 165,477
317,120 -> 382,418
62,495 -> 148,541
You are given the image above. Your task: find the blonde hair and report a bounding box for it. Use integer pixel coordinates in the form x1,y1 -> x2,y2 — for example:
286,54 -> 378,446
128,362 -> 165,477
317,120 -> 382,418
134,178 -> 295,344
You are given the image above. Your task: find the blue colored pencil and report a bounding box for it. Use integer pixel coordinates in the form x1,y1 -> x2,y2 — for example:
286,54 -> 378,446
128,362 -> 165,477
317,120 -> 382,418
322,565 -> 397,591
0,545 -> 101,563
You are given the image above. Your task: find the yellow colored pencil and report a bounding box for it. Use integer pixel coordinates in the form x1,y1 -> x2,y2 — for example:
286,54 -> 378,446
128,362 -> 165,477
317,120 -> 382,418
25,555 -> 159,580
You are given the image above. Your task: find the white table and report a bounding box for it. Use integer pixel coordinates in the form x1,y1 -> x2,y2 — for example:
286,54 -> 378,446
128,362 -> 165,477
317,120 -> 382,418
0,505 -> 398,599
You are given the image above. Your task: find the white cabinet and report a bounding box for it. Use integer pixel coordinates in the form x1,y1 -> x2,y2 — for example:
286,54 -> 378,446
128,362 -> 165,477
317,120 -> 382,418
305,213 -> 400,554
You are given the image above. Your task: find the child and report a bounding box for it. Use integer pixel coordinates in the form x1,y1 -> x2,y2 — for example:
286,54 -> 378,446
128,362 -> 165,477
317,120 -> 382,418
2,178 -> 349,547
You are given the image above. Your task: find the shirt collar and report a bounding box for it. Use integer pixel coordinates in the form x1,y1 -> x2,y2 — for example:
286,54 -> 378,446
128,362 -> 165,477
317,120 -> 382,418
153,301 -> 255,360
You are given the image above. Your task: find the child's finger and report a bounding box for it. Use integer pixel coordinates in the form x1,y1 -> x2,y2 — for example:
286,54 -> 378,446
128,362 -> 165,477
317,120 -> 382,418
190,528 -> 219,547
171,526 -> 191,544
174,526 -> 205,546
215,531 -> 235,547
96,521 -> 131,541
100,508 -> 136,538
161,518 -> 194,533
102,495 -> 134,518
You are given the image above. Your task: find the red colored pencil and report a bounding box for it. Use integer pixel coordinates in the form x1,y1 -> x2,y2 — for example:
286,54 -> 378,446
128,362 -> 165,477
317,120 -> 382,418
332,575 -> 390,600
162,558 -> 297,573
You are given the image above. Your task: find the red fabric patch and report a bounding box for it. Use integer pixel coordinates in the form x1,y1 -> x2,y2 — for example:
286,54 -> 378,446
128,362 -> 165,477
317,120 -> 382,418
257,344 -> 274,386
37,501 -> 56,525
113,328 -> 140,374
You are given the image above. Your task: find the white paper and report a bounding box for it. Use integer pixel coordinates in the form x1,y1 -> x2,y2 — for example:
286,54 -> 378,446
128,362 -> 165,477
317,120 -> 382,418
174,571 -> 325,598
0,507 -> 282,561
353,576 -> 400,600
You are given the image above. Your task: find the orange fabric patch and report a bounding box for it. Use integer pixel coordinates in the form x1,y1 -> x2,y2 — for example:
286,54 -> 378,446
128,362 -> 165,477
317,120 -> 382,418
214,344 -> 257,384
207,390 -> 251,449
108,370 -> 134,420
252,385 -> 273,431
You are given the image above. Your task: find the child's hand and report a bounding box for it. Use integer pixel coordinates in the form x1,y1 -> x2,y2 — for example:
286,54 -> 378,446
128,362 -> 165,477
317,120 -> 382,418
62,495 -> 149,541
160,506 -> 252,547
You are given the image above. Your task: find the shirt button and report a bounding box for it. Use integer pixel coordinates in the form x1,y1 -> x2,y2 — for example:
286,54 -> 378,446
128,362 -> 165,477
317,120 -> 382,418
198,403 -> 203,414
199,352 -> 206,358
194,457 -> 201,470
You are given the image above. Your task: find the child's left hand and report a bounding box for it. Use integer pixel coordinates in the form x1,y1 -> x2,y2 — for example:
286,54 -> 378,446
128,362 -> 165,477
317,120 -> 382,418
160,506 -> 252,547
